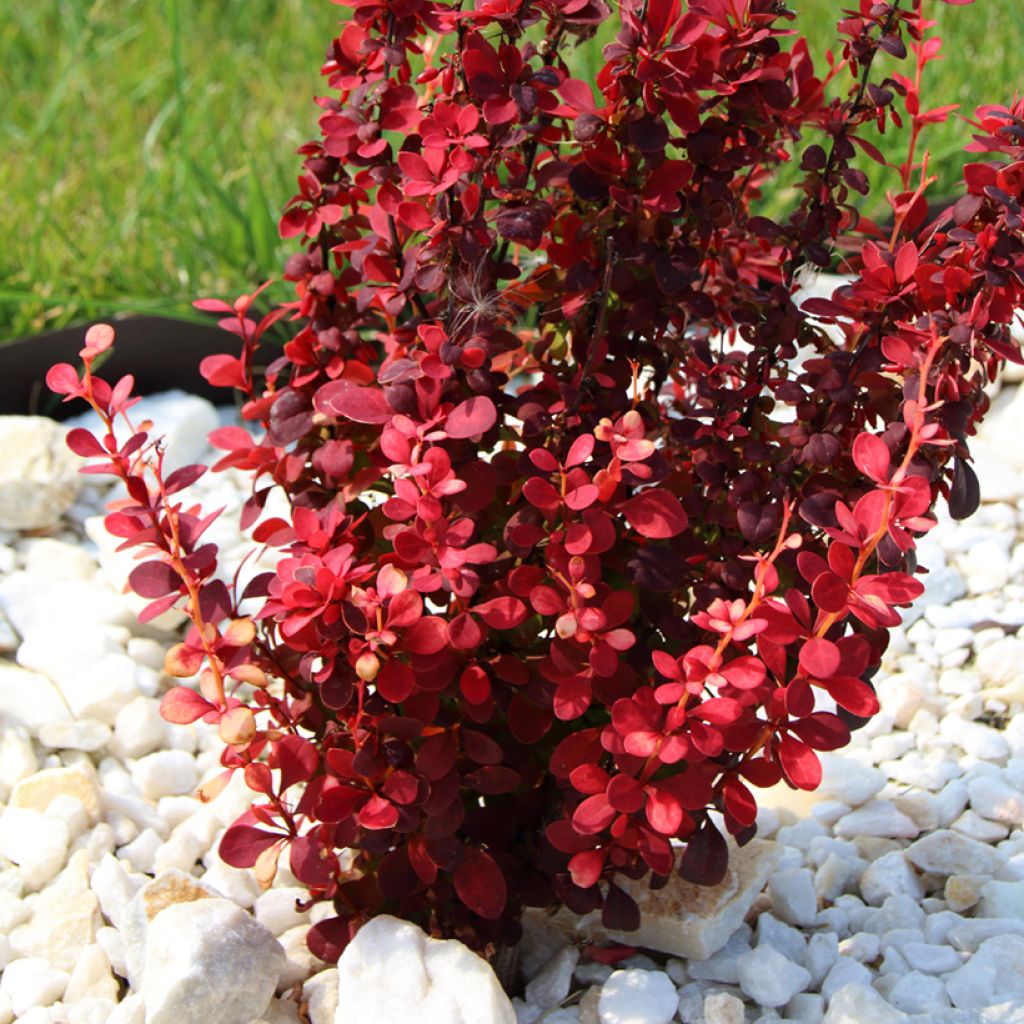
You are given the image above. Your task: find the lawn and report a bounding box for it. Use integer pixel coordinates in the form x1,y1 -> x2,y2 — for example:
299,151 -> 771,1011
0,0 -> 1020,341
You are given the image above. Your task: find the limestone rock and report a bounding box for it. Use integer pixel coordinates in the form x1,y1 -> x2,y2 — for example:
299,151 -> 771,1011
333,915 -> 514,1024
120,868 -> 220,984
597,969 -> 677,1024
553,839 -> 781,960
0,661 -> 71,733
0,805 -> 70,889
139,897 -> 285,1024
8,850 -> 102,971
0,417 -> 83,530
303,969 -> 339,1024
0,957 -> 69,1017
10,761 -> 102,823
905,829 -> 1003,876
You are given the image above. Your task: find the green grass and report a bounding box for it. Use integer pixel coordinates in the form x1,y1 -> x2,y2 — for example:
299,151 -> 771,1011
0,0 -> 1020,340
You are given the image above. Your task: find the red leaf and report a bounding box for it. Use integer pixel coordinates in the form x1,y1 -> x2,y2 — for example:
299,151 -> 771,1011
621,489 -> 688,538
852,433 -> 891,483
314,381 -> 393,424
445,396 -> 497,438
573,793 -> 617,834
376,660 -> 416,703
46,363 -> 82,397
677,819 -> 728,886
454,849 -> 507,919
569,848 -> 605,888
357,794 -> 399,830
65,428 -> 106,457
779,735 -> 822,790
160,687 -> 216,725
129,560 -> 183,599
219,824 -> 281,868
522,477 -> 561,513
276,735 -> 319,792
474,597 -> 527,629
644,785 -> 683,836
799,638 -> 841,679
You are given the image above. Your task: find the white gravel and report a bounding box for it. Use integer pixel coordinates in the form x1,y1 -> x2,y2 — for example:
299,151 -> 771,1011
0,382 -> 1021,1023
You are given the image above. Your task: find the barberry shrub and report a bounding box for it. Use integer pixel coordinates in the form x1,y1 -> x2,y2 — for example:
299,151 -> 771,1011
50,0 -> 1024,960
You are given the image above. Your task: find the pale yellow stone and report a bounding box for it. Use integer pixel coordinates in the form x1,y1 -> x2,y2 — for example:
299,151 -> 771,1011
544,839 -> 781,960
10,762 -> 102,824
64,943 -> 118,1003
8,849 -> 102,972
578,985 -> 602,1024
945,874 -> 986,912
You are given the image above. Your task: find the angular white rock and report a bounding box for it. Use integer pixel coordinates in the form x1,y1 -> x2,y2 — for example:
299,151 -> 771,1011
735,944 -> 811,1008
0,957 -> 69,1017
859,851 -> 924,906
820,958 -> 872,1002
140,898 -> 285,1024
817,755 -> 886,807
0,805 -> 70,889
0,417 -> 83,530
821,983 -> 904,1024
37,720 -> 111,752
0,661 -> 71,732
768,867 -> 817,927
130,749 -> 198,801
944,934 -> 1024,1009
334,915 -> 514,1024
833,801 -> 919,840
598,970 -> 677,1024
111,697 -> 168,760
702,992 -> 745,1024
254,886 -> 311,937
303,969 -> 339,1024
905,829 -> 1003,876
525,945 -> 579,1010
888,971 -> 950,1014
968,775 -> 1024,825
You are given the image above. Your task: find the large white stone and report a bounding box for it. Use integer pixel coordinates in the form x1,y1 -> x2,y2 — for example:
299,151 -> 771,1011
822,983 -> 904,1024
334,915 -> 514,1024
833,801 -> 919,840
139,897 -> 285,1024
111,697 -> 168,759
597,969 -> 677,1024
90,852 -> 144,927
859,851 -> 924,906
0,805 -> 70,889
303,969 -> 339,1024
524,945 -> 579,1010
905,829 -> 1003,876
11,761 -> 102,823
130,749 -> 198,801
944,935 -> 1024,1009
0,957 -> 69,1017
968,775 -> 1024,825
0,417 -> 83,530
735,945 -> 811,1008
8,850 -> 102,971
768,867 -> 817,927
0,661 -> 71,732
817,755 -> 886,807
120,868 -> 220,984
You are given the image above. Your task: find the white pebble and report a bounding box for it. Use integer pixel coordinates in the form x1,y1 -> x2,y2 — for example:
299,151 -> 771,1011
0,958 -> 69,1016
768,868 -> 817,927
130,750 -> 198,801
735,944 -> 811,1007
598,970 -> 677,1024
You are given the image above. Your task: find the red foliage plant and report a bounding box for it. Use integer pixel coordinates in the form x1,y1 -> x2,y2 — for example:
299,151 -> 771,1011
49,0 -> 1024,960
